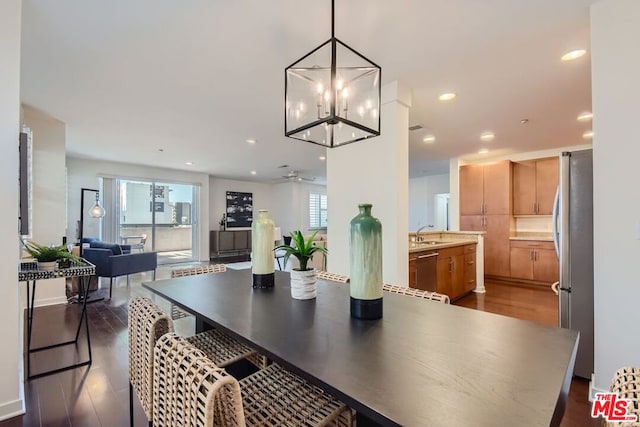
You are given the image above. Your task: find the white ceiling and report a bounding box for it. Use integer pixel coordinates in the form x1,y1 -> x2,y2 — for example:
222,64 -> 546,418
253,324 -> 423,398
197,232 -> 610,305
20,0 -> 595,182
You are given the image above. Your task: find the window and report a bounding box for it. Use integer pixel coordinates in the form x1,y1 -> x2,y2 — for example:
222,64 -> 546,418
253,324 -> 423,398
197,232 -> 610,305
309,193 -> 327,229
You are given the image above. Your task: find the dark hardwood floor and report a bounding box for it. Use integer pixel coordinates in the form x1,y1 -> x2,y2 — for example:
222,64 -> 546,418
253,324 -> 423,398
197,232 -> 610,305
455,279 -> 600,427
2,272 -> 599,426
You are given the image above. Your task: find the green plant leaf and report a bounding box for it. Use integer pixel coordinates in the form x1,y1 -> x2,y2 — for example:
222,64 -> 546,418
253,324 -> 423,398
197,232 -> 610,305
273,230 -> 328,271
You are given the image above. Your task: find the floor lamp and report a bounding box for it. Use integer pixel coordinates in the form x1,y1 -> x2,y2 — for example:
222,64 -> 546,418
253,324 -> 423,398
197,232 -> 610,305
76,188 -> 105,304
78,188 -> 105,257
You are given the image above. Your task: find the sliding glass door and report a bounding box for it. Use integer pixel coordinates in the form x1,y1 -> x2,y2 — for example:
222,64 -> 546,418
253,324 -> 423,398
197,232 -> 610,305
117,178 -> 198,265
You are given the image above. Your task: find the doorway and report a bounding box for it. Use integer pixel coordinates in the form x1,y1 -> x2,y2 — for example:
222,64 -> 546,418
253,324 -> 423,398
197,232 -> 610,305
434,193 -> 450,230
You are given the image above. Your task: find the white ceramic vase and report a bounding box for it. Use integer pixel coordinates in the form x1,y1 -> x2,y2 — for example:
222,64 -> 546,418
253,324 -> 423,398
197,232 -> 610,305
290,268 -> 317,300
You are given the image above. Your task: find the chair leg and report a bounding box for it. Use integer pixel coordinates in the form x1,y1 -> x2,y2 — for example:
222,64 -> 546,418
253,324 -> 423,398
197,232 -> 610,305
129,382 -> 134,427
276,257 -> 282,271
127,275 -> 130,287
109,277 -> 113,299
153,270 -> 156,280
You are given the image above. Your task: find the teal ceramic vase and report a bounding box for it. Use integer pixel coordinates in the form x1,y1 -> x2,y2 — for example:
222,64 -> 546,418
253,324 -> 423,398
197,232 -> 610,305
349,204 -> 383,319
252,210 -> 275,288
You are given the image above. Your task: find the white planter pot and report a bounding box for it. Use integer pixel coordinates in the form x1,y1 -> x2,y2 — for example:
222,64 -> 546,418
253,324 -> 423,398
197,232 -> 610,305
290,268 -> 317,300
38,261 -> 57,271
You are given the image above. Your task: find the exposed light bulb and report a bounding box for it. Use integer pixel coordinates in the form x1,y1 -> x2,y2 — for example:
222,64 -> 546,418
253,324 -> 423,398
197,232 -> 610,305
358,106 -> 365,117
336,79 -> 344,90
341,87 -> 349,98
316,83 -> 324,94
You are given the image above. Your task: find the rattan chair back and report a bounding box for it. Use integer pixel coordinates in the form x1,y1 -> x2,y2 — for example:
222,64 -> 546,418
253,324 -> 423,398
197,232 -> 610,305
382,284 -> 450,304
315,271 -> 350,283
128,297 -> 174,420
171,264 -> 227,278
153,333 -> 246,427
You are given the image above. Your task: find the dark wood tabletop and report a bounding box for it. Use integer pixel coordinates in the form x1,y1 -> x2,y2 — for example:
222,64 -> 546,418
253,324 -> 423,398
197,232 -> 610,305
143,269 -> 578,427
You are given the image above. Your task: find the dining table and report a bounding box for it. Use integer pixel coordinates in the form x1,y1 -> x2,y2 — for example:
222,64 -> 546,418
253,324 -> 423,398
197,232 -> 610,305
143,269 -> 579,427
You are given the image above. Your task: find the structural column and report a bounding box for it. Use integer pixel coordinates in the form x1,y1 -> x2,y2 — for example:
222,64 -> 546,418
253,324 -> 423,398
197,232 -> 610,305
0,0 -> 25,419
327,81 -> 410,286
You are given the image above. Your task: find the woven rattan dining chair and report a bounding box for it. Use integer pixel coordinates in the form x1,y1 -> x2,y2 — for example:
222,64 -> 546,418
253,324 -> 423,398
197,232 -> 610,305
315,271 -> 350,283
170,263 -> 227,278
153,333 -> 353,427
128,297 -> 174,427
128,298 -> 264,427
382,284 -> 450,304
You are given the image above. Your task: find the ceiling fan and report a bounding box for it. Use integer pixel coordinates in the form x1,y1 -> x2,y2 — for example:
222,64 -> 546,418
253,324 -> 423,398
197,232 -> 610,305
276,170 -> 316,183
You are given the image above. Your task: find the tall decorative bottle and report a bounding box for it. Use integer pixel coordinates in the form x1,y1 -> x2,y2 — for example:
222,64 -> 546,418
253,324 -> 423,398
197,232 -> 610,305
349,204 -> 383,319
252,210 -> 275,288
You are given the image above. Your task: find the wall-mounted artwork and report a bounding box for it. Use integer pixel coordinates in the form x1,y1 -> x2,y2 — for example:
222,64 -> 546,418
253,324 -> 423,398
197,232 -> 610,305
226,191 -> 253,228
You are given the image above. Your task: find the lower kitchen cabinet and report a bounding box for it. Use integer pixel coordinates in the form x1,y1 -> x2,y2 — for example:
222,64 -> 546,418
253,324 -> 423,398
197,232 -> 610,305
435,244 -> 476,301
409,253 -> 417,289
509,240 -> 559,283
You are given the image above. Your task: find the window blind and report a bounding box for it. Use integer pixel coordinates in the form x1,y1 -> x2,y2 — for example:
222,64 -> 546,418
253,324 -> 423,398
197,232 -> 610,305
309,193 -> 327,229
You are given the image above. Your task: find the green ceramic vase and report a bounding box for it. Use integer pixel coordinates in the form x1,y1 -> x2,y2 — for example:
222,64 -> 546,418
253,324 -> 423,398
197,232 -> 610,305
252,210 -> 275,288
349,204 -> 383,319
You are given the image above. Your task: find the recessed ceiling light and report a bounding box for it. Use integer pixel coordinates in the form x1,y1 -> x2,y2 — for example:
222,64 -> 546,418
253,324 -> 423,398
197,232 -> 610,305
582,130 -> 594,139
478,148 -> 489,155
480,132 -> 495,142
561,49 -> 587,61
185,161 -> 193,166
246,139 -> 257,144
423,135 -> 436,143
577,112 -> 593,122
250,170 -> 257,175
438,92 -> 456,101
319,156 -> 326,160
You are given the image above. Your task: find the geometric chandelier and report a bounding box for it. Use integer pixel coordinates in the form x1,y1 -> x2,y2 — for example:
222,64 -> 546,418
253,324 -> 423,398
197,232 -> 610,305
285,0 -> 381,148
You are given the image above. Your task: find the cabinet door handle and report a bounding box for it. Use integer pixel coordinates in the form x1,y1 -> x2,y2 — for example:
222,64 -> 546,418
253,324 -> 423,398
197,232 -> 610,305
449,261 -> 454,273
418,253 -> 439,259
534,250 -> 538,261
467,260 -> 475,265
529,250 -> 533,261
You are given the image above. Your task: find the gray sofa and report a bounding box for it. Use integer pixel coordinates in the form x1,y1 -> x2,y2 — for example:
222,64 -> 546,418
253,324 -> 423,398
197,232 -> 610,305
83,241 -> 157,298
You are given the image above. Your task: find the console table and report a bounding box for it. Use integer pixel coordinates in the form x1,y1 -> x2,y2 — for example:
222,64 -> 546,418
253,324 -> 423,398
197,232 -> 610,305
210,230 -> 252,263
19,259 -> 96,379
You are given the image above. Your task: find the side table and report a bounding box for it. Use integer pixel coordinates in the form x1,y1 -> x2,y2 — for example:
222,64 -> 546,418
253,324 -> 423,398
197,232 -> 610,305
19,259 -> 96,380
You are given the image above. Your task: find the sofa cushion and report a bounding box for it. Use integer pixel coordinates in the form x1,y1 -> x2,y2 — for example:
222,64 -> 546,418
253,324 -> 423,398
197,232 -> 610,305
89,241 -> 123,255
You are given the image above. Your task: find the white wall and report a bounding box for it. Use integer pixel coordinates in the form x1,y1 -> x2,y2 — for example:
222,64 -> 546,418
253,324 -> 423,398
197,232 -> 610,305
66,157 -> 210,261
327,81 -> 410,286
270,181 -> 327,238
591,0 -> 640,391
209,177 -> 274,231
0,0 -> 24,419
22,107 -> 67,307
408,173 -> 449,231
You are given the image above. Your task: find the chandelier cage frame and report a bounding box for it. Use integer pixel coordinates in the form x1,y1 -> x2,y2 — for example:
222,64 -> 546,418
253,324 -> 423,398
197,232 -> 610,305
284,0 -> 381,148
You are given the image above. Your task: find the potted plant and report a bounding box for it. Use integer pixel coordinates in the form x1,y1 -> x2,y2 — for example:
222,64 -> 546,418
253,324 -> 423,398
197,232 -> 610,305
275,230 -> 328,300
23,241 -> 79,271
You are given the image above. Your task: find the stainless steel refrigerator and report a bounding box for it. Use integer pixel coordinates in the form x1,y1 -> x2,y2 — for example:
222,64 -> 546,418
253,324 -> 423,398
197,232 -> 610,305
552,149 -> 594,379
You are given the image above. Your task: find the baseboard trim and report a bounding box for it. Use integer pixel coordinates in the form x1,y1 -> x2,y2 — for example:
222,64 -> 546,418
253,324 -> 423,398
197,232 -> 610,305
34,296 -> 67,307
0,398 -> 25,421
589,374 -> 607,402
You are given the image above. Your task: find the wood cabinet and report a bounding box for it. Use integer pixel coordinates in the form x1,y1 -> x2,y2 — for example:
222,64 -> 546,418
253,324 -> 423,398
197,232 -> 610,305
408,253 -> 417,289
509,240 -> 559,283
512,157 -> 559,215
435,244 -> 476,301
210,230 -> 252,262
460,161 -> 512,215
460,214 -> 511,277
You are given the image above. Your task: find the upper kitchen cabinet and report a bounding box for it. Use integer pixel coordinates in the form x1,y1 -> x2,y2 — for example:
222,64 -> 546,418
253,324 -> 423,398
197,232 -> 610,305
512,157 -> 559,215
460,161 -> 512,215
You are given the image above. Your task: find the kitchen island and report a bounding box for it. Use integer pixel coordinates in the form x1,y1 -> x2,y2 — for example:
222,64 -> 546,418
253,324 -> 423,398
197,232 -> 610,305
409,231 -> 486,299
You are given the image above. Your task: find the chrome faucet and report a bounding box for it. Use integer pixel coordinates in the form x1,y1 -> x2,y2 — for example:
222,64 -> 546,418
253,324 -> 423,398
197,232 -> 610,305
414,225 -> 430,242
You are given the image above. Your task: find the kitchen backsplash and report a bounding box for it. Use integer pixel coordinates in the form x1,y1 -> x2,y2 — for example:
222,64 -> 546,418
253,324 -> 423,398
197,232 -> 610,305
514,216 -> 552,233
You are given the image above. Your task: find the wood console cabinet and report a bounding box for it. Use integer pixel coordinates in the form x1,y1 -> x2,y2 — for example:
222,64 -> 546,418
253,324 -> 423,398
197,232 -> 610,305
509,240 -> 559,283
512,157 -> 559,215
210,230 -> 252,262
